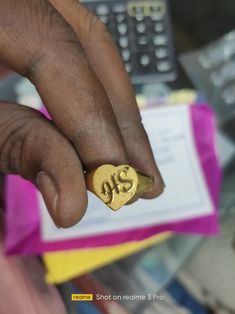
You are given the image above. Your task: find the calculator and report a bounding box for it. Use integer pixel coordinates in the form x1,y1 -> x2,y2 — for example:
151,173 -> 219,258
83,0 -> 176,84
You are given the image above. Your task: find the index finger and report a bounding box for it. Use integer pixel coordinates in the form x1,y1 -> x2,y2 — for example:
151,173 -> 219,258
49,0 -> 165,197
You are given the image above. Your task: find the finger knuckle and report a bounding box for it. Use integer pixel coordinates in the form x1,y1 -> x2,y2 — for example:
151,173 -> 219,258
2,0 -> 82,78
67,86 -> 113,144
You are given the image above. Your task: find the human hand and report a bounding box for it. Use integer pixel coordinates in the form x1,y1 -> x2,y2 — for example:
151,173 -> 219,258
0,0 -> 164,228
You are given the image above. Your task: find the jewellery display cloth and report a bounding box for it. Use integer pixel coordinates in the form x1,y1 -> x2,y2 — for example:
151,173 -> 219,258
43,232 -> 171,284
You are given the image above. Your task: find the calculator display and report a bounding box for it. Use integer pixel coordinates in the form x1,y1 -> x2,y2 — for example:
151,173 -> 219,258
83,0 -> 176,83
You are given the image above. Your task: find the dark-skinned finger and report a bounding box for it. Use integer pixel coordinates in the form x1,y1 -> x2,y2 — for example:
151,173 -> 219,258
0,0 -> 129,172
0,102 -> 87,228
47,0 -> 165,198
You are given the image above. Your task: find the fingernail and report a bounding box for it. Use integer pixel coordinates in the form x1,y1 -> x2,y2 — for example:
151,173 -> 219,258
36,171 -> 60,228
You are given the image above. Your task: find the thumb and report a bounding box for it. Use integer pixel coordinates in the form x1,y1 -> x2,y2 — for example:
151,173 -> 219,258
0,102 -> 87,228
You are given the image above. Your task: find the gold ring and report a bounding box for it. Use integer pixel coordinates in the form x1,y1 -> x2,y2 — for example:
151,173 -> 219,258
85,164 -> 154,211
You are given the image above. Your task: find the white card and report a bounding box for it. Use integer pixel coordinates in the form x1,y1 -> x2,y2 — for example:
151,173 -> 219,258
40,105 -> 214,241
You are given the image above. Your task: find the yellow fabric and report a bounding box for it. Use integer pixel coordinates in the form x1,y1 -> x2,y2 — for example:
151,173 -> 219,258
168,89 -> 196,105
43,232 -> 170,284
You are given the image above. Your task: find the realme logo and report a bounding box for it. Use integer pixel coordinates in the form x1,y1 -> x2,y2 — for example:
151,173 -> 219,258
71,294 -> 93,301
127,0 -> 166,18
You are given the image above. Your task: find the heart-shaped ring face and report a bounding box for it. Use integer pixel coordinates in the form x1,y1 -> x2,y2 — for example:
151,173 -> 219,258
86,164 -> 138,211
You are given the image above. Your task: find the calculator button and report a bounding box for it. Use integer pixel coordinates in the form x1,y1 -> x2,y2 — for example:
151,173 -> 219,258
150,3 -> 166,21
96,4 -> 109,15
135,52 -> 152,73
157,61 -> 171,72
135,14 -> 145,22
155,48 -> 168,58
113,4 -> 126,13
125,62 -> 132,73
137,35 -> 148,46
121,49 -> 131,61
136,23 -> 147,34
140,54 -> 150,66
150,12 -> 164,21
154,23 -> 164,33
116,13 -> 125,23
135,5 -> 144,14
117,23 -> 128,35
119,36 -> 129,48
150,9 -> 164,21
153,35 -> 167,46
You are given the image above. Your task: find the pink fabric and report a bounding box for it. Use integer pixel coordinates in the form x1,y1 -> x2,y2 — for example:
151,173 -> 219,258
4,105 -> 221,255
